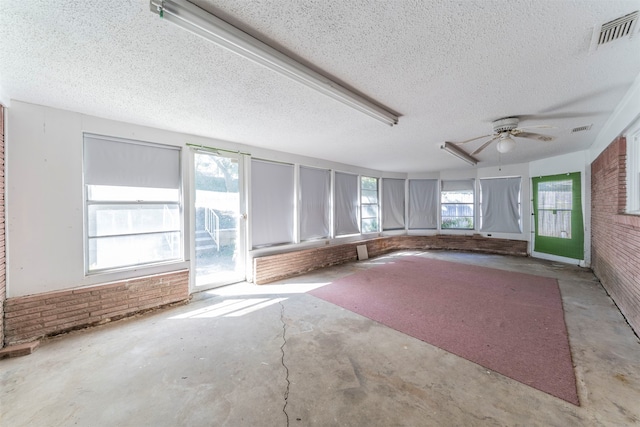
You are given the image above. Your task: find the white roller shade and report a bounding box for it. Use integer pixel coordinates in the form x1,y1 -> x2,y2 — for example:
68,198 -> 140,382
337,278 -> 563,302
442,179 -> 474,192
408,179 -> 438,229
382,178 -> 405,230
480,177 -> 522,233
300,166 -> 330,240
251,159 -> 295,247
84,134 -> 180,189
334,172 -> 359,236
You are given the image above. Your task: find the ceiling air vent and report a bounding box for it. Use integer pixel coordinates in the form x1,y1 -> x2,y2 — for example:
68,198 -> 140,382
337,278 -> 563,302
571,125 -> 592,134
597,11 -> 638,46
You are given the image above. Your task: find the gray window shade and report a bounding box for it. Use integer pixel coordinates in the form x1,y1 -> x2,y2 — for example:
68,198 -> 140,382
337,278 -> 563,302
251,159 -> 295,247
84,134 -> 180,189
334,172 -> 359,236
409,179 -> 438,229
382,178 -> 405,230
480,177 -> 522,233
442,179 -> 475,192
300,166 -> 330,240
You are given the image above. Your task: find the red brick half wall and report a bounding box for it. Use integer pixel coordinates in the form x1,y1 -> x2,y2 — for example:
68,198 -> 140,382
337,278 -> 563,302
254,235 -> 528,284
4,270 -> 189,345
591,136 -> 640,335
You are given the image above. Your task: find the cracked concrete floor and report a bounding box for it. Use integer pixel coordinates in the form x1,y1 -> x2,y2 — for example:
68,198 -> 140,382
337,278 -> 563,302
1,251 -> 639,426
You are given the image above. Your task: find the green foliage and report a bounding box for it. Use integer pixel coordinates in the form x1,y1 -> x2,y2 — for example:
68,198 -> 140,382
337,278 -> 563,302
361,176 -> 378,191
361,218 -> 378,233
441,217 -> 473,229
216,210 -> 237,229
195,174 -> 238,192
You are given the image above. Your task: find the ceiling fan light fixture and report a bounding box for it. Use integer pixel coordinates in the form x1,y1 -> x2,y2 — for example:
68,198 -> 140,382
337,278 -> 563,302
496,134 -> 516,153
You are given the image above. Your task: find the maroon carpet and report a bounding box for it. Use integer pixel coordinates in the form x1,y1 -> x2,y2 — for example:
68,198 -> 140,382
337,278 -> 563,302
309,256 -> 579,405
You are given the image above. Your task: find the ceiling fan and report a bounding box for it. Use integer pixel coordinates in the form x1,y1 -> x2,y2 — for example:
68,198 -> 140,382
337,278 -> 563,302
456,117 -> 555,155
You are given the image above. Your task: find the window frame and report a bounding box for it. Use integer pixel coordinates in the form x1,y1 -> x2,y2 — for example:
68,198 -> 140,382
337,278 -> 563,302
440,180 -> 475,230
360,176 -> 380,234
381,178 -> 406,231
334,172 -> 360,237
479,177 -> 522,233
299,165 -> 331,241
250,158 -> 296,248
83,135 -> 183,274
626,120 -> 640,215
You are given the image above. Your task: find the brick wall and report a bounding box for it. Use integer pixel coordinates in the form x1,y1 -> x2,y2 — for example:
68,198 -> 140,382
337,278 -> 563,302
0,105 -> 5,348
254,235 -> 528,284
591,136 -> 640,335
3,270 -> 189,345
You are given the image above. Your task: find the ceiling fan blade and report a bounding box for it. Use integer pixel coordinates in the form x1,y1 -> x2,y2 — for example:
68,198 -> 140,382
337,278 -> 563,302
471,135 -> 500,155
515,131 -> 555,142
456,134 -> 493,145
518,111 -> 607,121
516,125 -> 556,130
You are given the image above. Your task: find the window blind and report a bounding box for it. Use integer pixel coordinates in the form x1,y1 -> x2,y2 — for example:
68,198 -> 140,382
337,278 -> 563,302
441,179 -> 474,192
300,166 -> 330,240
83,134 -> 180,189
251,159 -> 295,247
382,178 -> 405,230
408,179 -> 438,229
334,172 -> 359,235
480,177 -> 522,233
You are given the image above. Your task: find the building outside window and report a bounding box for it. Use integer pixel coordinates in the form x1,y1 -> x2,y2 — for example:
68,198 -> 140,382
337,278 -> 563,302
360,176 -> 379,233
441,179 -> 474,229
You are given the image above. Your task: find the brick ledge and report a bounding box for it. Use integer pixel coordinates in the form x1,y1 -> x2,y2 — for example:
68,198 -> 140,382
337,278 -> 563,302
614,214 -> 640,229
253,234 -> 528,284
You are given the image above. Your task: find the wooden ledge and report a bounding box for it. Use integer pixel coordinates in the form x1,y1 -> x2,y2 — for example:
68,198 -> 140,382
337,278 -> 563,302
0,341 -> 40,359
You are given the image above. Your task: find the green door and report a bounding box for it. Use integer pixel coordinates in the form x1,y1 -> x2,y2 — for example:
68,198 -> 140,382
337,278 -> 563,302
532,172 -> 584,260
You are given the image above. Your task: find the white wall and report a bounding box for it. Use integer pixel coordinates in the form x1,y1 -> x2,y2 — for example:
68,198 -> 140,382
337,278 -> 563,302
7,102 -> 188,297
6,101 -> 391,297
6,101 -> 598,297
589,73 -> 640,163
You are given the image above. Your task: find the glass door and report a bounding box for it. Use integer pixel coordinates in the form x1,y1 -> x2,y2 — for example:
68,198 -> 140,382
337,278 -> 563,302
193,151 -> 245,288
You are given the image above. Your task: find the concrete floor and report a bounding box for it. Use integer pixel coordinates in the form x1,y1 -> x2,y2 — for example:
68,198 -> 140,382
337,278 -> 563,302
1,251 -> 639,426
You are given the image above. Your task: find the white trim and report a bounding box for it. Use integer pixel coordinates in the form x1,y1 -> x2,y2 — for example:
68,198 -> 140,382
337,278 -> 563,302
0,88 -> 9,107
626,119 -> 640,214
532,250 -> 586,267
590,73 -> 640,163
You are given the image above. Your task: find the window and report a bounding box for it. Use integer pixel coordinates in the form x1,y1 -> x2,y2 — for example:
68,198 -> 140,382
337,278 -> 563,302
251,159 -> 295,247
441,179 -> 475,229
83,134 -> 182,272
299,166 -> 330,240
408,179 -> 438,229
479,177 -> 522,233
360,176 -> 379,233
335,172 -> 359,236
536,179 -> 573,239
382,178 -> 405,230
627,120 -> 640,214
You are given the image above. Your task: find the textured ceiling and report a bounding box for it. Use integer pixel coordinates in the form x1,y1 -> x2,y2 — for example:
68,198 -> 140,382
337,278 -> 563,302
1,0 -> 639,172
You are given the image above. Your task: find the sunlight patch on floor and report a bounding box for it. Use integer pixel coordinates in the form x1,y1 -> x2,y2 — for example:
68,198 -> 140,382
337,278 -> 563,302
170,297 -> 287,319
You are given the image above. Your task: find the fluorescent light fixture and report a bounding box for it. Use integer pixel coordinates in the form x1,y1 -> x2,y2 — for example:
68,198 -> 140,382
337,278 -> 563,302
440,141 -> 478,166
150,0 -> 399,126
